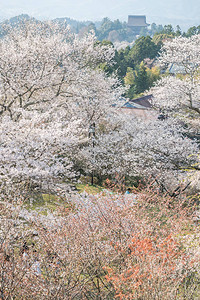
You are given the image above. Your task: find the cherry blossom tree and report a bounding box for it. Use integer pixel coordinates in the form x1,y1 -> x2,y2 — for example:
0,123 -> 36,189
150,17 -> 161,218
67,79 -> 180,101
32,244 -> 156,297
150,35 -> 200,189
0,24 -> 199,299
77,112 -> 199,191
0,22 -> 117,119
151,34 -> 200,128
0,22 -> 123,192
0,22 -> 199,194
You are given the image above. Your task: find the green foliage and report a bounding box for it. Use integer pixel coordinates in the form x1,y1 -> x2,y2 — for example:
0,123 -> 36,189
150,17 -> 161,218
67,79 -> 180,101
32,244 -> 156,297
115,47 -> 134,78
76,183 -> 104,194
95,31 -> 162,99
24,193 -> 71,215
124,63 -> 160,99
139,27 -> 148,37
86,22 -> 97,35
186,25 -> 200,37
95,21 -> 200,100
175,25 -> 182,36
152,33 -> 174,45
97,44 -> 134,78
124,67 -> 135,85
149,23 -> 163,36
97,17 -> 124,41
133,62 -> 150,94
95,20 -> 200,43
146,65 -> 161,86
162,24 -> 175,35
128,36 -> 161,64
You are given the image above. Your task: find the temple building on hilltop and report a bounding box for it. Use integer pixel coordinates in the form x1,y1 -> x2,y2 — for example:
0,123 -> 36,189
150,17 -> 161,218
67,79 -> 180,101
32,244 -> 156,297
128,15 -> 149,35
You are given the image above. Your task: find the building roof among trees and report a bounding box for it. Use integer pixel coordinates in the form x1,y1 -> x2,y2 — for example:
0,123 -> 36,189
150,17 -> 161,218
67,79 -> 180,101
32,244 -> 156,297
114,95 -> 153,110
130,95 -> 153,108
168,63 -> 186,75
128,15 -> 149,27
122,101 -> 147,109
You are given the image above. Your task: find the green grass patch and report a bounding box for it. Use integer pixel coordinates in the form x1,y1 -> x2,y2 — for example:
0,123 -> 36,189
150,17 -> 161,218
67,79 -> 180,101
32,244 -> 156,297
24,192 -> 71,215
76,183 -> 104,195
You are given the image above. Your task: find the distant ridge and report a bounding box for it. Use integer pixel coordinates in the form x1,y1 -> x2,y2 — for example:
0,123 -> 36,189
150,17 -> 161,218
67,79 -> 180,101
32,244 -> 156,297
0,0 -> 200,30
53,17 -> 91,28
2,14 -> 38,25
0,14 -> 41,37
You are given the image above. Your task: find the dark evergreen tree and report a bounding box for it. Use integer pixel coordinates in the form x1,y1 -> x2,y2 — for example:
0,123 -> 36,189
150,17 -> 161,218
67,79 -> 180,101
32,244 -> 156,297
129,36 -> 160,64
134,62 -> 149,94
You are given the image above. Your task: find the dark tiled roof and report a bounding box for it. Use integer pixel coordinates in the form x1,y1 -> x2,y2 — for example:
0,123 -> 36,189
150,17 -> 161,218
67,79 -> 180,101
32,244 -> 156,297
128,15 -> 149,27
122,102 -> 146,109
168,63 -> 186,75
130,95 -> 153,108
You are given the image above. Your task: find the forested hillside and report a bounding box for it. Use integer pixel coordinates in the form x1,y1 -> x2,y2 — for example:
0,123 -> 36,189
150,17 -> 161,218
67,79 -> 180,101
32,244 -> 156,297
0,16 -> 199,299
